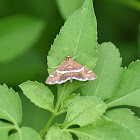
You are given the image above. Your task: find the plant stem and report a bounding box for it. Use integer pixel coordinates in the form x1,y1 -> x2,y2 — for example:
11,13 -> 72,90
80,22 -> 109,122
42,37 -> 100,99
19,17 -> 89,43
40,84 -> 67,139
40,114 -> 55,139
55,84 -> 66,112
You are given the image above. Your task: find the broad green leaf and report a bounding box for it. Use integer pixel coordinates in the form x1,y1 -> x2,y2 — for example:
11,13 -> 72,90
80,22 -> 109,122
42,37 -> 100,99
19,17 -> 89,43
62,96 -> 106,128
57,0 -> 85,20
9,126 -> 41,140
104,109 -> 140,139
60,93 -> 80,110
0,121 -> 14,140
48,0 -> 97,73
48,0 -> 97,98
45,126 -> 72,140
69,116 -> 137,140
0,15 -> 44,63
0,84 -> 22,125
81,42 -> 122,100
19,81 -> 54,112
106,60 -> 140,108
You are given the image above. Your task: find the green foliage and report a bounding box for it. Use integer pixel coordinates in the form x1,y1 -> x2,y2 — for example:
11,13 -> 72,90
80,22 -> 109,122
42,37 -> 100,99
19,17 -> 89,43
0,84 -> 22,125
81,42 -> 122,100
0,0 -> 140,140
9,127 -> 42,140
104,109 -> 140,139
47,0 -> 97,101
106,60 -> 140,108
45,126 -> 72,140
19,81 -> 54,112
60,93 -> 80,110
0,85 -> 41,140
48,0 -> 97,74
69,109 -> 139,140
57,0 -> 85,20
0,121 -> 14,140
57,0 -> 140,20
62,96 -> 106,128
0,15 -> 44,63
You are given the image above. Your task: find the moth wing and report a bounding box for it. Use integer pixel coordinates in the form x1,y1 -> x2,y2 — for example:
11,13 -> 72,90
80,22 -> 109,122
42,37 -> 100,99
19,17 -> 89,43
46,60 -> 71,85
57,73 -> 71,84
72,61 -> 97,81
46,70 -> 59,85
81,67 -> 97,81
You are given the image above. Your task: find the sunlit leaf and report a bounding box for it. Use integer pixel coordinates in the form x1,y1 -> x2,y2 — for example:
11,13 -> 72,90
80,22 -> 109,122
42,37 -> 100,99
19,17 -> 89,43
62,96 -> 106,128
0,84 -> 22,125
19,81 -> 54,112
45,126 -> 72,140
81,42 -> 122,100
9,126 -> 41,140
107,60 -> 140,108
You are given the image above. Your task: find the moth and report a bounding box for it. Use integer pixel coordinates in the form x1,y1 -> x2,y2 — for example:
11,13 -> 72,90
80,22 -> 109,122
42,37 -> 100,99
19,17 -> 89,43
46,56 -> 97,85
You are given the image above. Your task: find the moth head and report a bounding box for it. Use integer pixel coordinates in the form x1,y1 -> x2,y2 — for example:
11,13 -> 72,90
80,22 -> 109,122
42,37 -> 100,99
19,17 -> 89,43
66,55 -> 71,60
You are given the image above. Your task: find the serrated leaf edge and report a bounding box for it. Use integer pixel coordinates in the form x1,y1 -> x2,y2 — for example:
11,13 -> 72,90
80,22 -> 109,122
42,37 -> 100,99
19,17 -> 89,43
104,109 -> 140,139
19,81 -> 54,113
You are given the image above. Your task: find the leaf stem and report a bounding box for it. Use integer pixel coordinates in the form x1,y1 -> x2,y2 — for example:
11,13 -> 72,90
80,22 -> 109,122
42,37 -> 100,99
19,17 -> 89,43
40,114 -> 55,139
40,84 -> 67,139
55,84 -> 66,112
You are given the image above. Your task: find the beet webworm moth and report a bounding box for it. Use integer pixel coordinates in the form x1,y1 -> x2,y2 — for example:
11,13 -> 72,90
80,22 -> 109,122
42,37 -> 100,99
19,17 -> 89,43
46,56 -> 97,85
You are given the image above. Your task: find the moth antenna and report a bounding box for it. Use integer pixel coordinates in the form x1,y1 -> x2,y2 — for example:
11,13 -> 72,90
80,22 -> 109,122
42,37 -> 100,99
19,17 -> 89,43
50,66 -> 59,69
72,54 -> 80,60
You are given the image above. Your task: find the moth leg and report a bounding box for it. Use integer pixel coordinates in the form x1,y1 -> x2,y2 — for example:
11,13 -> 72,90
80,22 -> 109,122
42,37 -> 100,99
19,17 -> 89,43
70,79 -> 73,83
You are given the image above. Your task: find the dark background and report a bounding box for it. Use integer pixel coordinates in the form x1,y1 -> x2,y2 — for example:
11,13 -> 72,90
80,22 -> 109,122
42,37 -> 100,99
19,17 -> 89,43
0,0 -> 139,132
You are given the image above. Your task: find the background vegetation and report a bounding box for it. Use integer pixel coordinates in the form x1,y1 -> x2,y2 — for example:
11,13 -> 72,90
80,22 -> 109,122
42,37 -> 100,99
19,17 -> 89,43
0,0 -> 140,133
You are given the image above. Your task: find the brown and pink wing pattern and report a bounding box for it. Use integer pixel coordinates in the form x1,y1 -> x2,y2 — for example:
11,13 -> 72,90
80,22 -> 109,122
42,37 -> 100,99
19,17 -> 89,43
46,59 -> 97,84
46,60 -> 71,85
72,60 -> 97,81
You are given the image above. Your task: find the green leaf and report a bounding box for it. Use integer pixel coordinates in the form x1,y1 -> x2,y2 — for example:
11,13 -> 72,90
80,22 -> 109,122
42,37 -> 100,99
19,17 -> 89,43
0,121 -> 14,140
48,0 -> 97,74
69,115 -> 137,140
48,0 -> 97,98
62,96 -> 106,128
104,109 -> 140,139
106,60 -> 140,108
60,93 -> 80,110
19,81 -> 54,112
0,84 -> 22,125
57,0 -> 85,20
81,42 -> 122,100
9,126 -> 41,140
45,126 -> 72,140
0,15 -> 44,63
